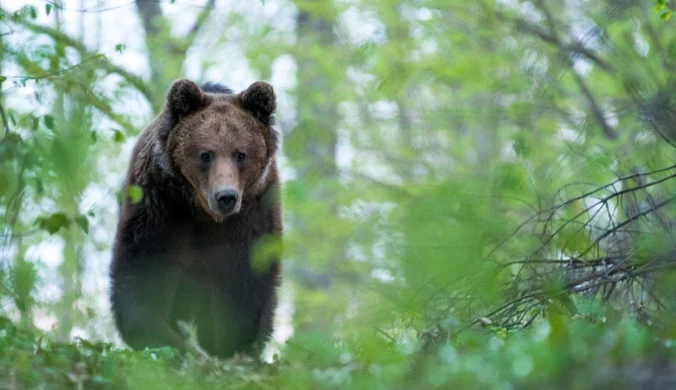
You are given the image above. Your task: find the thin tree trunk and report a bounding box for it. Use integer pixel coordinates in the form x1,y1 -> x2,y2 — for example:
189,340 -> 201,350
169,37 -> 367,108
286,8 -> 342,330
288,11 -> 339,185
53,5 -> 78,341
135,0 -> 217,111
135,0 -> 166,109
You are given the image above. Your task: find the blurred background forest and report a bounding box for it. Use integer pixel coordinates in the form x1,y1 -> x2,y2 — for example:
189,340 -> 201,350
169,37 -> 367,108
1,0 -> 676,388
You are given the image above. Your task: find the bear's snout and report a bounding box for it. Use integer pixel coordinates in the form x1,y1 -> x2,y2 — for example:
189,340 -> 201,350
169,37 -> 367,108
215,188 -> 239,214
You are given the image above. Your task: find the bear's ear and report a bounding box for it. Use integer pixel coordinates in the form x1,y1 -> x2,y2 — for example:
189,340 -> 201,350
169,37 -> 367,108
238,81 -> 276,125
166,79 -> 210,120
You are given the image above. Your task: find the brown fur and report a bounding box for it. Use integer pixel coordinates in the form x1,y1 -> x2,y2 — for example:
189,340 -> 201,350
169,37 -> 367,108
110,80 -> 281,358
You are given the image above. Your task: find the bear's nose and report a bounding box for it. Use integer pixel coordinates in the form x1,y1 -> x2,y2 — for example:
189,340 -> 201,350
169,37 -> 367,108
215,189 -> 238,214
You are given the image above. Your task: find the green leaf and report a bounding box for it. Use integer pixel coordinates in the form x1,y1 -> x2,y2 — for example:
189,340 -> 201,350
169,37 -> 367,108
513,133 -> 532,158
660,9 -> 673,20
45,3 -> 52,16
114,44 -> 126,53
74,215 -> 89,234
496,163 -> 527,194
0,76 -> 6,83
128,185 -> 144,204
43,115 -> 54,130
29,6 -> 37,19
90,131 -> 98,144
36,213 -> 70,235
251,235 -> 283,273
34,178 -> 44,196
113,130 -> 125,143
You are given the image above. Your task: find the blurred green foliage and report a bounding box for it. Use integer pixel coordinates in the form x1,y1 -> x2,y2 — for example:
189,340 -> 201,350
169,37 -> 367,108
2,309 -> 675,389
1,0 -> 676,388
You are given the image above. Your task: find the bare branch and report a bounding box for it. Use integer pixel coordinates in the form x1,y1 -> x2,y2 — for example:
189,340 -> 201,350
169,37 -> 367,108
568,67 -> 618,139
42,0 -> 137,13
500,1 -> 618,139
583,195 -> 676,255
494,8 -> 613,73
510,17 -> 613,73
453,161 -> 676,332
535,0 -> 617,139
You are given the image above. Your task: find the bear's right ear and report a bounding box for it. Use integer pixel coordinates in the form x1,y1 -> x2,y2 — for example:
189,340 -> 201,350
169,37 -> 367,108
166,79 -> 211,120
238,81 -> 276,125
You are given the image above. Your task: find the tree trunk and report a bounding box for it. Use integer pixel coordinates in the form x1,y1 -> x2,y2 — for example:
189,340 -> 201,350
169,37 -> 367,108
286,7 -> 342,330
135,0 -> 216,111
288,10 -> 339,185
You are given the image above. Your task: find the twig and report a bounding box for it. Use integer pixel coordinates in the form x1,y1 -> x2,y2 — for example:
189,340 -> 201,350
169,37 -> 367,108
3,54 -> 103,82
0,96 -> 8,142
15,18 -> 153,104
581,195 -> 676,256
536,0 -> 617,139
186,0 -> 216,46
374,327 -> 396,343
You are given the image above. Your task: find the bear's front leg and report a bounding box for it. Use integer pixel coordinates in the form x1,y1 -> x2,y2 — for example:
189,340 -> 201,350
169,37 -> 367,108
111,266 -> 186,354
253,295 -> 277,351
231,294 -> 278,362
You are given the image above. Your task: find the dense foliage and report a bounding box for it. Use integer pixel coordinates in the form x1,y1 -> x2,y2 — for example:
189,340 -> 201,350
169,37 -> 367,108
2,311 -> 675,389
1,0 -> 676,388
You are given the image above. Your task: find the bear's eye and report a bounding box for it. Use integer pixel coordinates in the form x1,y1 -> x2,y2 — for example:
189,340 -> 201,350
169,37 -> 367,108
200,152 -> 213,164
235,152 -> 246,163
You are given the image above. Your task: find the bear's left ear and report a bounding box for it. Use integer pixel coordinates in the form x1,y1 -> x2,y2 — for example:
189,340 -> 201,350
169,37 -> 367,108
166,79 -> 211,121
238,81 -> 276,125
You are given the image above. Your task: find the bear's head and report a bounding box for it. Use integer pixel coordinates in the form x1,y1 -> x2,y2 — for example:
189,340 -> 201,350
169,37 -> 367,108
157,79 -> 278,221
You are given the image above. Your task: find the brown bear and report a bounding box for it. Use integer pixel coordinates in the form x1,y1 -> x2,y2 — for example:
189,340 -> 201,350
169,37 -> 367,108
110,79 -> 281,359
